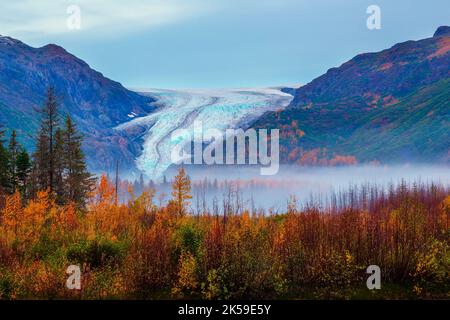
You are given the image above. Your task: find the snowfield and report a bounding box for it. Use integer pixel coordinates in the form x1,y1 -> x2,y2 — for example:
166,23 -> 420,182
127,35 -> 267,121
115,87 -> 294,180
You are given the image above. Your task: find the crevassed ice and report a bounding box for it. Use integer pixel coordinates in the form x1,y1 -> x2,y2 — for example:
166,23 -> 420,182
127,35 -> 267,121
115,87 -> 294,180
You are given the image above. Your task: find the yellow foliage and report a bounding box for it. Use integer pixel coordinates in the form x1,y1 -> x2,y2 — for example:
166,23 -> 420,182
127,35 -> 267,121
172,251 -> 198,298
1,191 -> 22,243
171,167 -> 192,217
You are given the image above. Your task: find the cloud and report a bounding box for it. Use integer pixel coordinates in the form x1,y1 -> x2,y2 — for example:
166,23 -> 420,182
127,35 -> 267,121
0,0 -> 214,39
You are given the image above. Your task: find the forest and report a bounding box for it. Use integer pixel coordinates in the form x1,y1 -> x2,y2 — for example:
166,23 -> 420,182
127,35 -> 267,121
0,89 -> 449,299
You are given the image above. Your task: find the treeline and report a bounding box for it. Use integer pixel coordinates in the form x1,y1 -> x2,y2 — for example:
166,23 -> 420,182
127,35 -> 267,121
0,87 -> 94,207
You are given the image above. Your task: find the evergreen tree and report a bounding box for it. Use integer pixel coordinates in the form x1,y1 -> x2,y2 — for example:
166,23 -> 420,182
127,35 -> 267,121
8,130 -> 20,192
1,89 -> 95,205
33,87 -> 59,193
32,132 -> 49,193
54,128 -> 66,204
132,178 -> 141,197
63,116 -> 94,207
0,126 -> 9,192
138,173 -> 145,194
148,179 -> 155,190
16,147 -> 32,199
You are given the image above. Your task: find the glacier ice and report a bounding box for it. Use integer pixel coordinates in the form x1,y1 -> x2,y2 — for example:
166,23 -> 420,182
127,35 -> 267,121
115,87 -> 293,180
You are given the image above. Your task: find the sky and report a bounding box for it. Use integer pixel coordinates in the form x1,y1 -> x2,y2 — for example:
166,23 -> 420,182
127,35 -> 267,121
0,0 -> 449,89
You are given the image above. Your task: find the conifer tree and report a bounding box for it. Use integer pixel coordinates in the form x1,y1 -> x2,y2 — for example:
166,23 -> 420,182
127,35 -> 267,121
16,148 -> 31,199
63,115 -> 94,207
54,128 -> 66,204
0,126 -> 9,192
8,130 -> 19,192
33,87 -> 60,193
139,173 -> 145,194
32,132 -> 49,193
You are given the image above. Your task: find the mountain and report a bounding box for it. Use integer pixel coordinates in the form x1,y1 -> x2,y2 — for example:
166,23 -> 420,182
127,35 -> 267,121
0,35 -> 155,174
1,27 -> 448,179
251,26 -> 450,164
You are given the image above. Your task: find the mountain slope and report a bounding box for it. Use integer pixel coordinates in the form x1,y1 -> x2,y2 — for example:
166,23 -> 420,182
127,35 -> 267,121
0,35 -> 155,174
339,79 -> 449,162
251,26 -> 450,164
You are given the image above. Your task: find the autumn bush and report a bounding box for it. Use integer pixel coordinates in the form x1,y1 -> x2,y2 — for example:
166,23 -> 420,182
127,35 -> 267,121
0,174 -> 449,300
66,238 -> 128,269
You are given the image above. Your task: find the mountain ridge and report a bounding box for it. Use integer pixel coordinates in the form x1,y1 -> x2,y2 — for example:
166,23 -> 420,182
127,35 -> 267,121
0,35 -> 156,175
0,27 -> 448,179
251,26 -> 450,165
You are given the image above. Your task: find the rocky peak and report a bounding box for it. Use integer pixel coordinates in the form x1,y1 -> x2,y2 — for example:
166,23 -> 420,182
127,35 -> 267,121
0,35 -> 25,47
433,26 -> 450,37
40,43 -> 70,55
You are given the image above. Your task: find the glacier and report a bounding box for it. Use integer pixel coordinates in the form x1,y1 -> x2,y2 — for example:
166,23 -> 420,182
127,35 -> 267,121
115,87 -> 294,180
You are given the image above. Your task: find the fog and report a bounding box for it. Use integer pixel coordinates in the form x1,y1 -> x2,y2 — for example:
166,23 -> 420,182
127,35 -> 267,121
157,164 -> 450,213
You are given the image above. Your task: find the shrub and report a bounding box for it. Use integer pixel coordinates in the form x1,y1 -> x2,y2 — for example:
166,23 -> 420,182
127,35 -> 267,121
0,268 -> 15,299
66,238 -> 127,269
172,252 -> 199,298
173,222 -> 203,257
412,240 -> 450,297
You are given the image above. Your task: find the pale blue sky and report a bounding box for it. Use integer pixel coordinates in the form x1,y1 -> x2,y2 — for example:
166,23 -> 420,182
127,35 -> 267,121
1,0 -> 449,88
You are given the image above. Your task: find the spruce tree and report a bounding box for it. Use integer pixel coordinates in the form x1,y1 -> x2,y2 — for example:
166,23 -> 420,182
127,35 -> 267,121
54,128 -> 66,204
8,130 -> 19,192
63,115 -> 94,206
0,126 -> 9,193
33,132 -> 49,192
16,148 -> 32,199
139,173 -> 145,194
29,88 -> 94,206
33,87 -> 59,193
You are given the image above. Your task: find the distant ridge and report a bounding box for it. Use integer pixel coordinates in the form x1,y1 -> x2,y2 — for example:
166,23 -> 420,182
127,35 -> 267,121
251,26 -> 450,164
